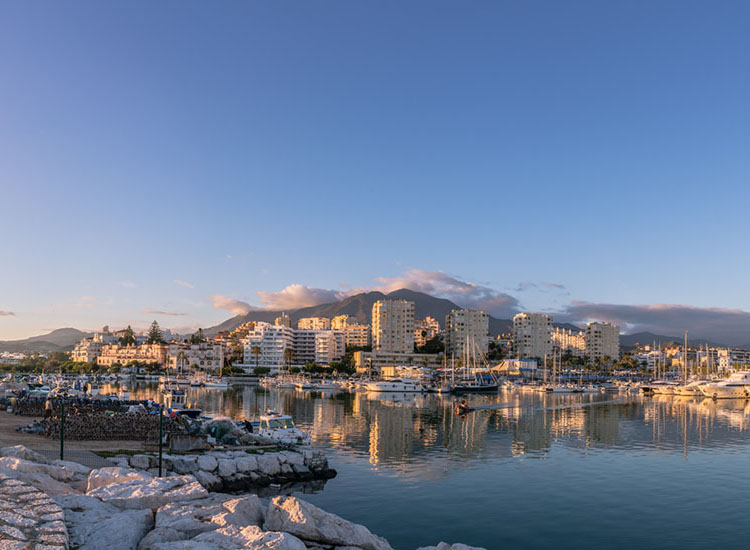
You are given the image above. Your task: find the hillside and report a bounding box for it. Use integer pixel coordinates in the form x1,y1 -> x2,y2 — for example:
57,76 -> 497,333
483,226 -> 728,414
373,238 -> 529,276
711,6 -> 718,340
204,288 -> 578,337
0,328 -> 92,353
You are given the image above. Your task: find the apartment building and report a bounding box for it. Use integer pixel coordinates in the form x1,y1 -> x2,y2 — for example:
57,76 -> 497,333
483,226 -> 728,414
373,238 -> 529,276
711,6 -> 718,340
331,314 -> 371,347
717,348 -> 750,370
71,330 -> 120,363
166,342 -> 224,372
372,300 -> 415,353
414,317 -> 440,348
444,310 -> 489,359
297,317 -> 331,330
97,343 -> 168,367
274,314 -> 292,328
584,322 -> 620,361
242,322 -> 344,371
551,327 -> 586,357
512,313 -> 553,359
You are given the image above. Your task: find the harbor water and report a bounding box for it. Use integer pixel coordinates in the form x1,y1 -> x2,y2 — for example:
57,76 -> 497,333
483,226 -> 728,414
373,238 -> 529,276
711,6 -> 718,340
122,383 -> 750,550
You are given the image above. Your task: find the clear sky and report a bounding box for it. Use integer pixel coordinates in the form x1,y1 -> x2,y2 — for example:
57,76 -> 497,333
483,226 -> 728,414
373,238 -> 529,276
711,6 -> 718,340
1,1 -> 749,343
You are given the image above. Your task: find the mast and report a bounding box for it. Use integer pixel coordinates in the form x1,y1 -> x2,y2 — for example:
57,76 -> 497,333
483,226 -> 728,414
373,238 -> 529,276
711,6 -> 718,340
683,330 -> 688,385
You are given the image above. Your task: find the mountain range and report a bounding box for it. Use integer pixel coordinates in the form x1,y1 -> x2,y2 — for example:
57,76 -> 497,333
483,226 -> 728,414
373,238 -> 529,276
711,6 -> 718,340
0,328 -> 92,353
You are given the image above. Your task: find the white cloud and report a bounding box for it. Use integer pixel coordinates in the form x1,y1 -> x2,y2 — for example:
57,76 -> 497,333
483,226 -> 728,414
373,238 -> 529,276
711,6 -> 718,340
257,284 -> 347,310
211,295 -> 255,316
143,308 -> 187,317
0,311 -> 14,317
174,280 -> 195,289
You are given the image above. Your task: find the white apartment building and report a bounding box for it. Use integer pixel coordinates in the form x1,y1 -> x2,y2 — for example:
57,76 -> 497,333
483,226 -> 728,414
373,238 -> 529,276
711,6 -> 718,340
512,313 -> 553,359
274,314 -> 292,328
297,317 -> 331,330
331,315 -> 350,330
70,330 -> 120,363
372,300 -> 415,353
717,348 -> 750,370
414,317 -> 441,348
551,327 -> 586,358
97,343 -> 168,367
167,343 -> 224,372
584,322 -> 620,361
242,322 -> 344,371
344,324 -> 371,347
444,310 -> 489,360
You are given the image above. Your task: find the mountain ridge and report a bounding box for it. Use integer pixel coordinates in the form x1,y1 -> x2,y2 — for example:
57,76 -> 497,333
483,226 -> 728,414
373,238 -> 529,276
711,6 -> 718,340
0,328 -> 92,353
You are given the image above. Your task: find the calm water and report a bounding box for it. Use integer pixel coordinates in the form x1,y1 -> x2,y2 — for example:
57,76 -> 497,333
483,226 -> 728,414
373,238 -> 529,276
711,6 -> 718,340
122,383 -> 750,550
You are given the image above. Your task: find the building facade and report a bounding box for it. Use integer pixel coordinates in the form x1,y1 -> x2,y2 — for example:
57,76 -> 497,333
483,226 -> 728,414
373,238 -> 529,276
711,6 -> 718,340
512,313 -> 553,359
584,322 -> 620,362
372,300 -> 415,353
97,343 -> 168,367
414,316 -> 441,348
167,343 -> 224,372
297,317 -> 331,330
444,310 -> 489,360
551,327 -> 586,357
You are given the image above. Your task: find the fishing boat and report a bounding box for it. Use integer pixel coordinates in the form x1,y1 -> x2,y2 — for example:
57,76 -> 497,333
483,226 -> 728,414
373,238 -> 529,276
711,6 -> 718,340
162,386 -> 202,418
258,411 -> 311,445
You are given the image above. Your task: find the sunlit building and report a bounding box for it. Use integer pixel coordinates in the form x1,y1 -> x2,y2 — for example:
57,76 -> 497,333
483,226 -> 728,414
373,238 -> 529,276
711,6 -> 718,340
372,300 -> 415,353
512,313 -> 552,359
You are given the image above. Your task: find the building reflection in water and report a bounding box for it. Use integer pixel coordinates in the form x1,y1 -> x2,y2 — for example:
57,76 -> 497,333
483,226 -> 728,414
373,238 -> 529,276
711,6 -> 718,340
120,382 -> 750,477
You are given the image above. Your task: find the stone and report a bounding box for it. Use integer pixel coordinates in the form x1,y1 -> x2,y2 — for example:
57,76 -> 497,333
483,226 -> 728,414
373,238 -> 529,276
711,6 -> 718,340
129,455 -> 151,470
0,457 -> 73,482
282,452 -> 305,468
193,471 -> 223,492
210,495 -> 264,529
234,455 -> 257,473
0,525 -> 27,540
137,527 -> 185,550
0,541 -> 26,550
86,467 -> 153,493
416,545 -> 487,550
196,455 -> 217,472
0,445 -> 51,465
170,457 -> 198,475
87,475 -> 208,511
52,460 -> 92,476
264,496 -> 392,550
0,468 -> 79,496
255,453 -> 280,476
56,494 -> 153,550
193,524 -> 307,550
216,459 -> 236,478
150,542 -> 219,550
155,497 -> 228,538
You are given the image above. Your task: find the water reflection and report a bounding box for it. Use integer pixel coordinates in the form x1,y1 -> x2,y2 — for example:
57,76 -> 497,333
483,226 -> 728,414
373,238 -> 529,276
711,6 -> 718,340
112,383 -> 750,468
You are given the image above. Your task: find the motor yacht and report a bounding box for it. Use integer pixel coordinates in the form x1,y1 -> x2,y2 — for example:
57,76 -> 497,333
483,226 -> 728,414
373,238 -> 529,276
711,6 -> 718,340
258,411 -> 311,445
365,379 -> 428,393
698,372 -> 750,399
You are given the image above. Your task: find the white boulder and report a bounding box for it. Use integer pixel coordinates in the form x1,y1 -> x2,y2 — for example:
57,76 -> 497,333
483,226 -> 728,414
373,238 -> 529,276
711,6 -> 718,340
87,474 -> 208,511
56,494 -> 154,550
129,455 -> 152,470
264,496 -> 392,550
86,467 -> 153,493
0,468 -> 79,496
217,459 -> 237,478
0,445 -> 52,464
155,497 -> 228,537
255,453 -> 280,476
137,527 -> 186,550
235,455 -> 257,473
0,457 -> 74,482
210,496 -> 264,529
193,524 -> 307,550
194,470 -> 223,491
52,460 -> 92,476
416,545 -> 487,550
197,455 -> 218,472
171,457 -> 198,475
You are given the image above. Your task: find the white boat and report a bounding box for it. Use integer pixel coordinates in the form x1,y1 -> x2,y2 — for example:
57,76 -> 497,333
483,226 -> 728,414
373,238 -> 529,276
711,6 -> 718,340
673,380 -> 707,396
258,411 -> 311,445
365,379 -> 427,393
294,381 -> 316,390
314,381 -> 340,391
698,372 -> 750,399
204,377 -> 230,389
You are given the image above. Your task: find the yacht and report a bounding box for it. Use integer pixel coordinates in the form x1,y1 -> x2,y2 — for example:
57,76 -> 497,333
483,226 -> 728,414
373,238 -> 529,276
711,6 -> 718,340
365,379 -> 428,393
258,411 -> 311,445
698,372 -> 750,399
204,377 -> 230,389
673,380 -> 707,397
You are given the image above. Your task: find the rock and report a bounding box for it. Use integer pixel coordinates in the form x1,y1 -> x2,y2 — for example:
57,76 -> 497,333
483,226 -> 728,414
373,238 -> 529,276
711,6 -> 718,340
194,470 -> 223,492
56,494 -> 154,550
210,496 -> 264,529
255,453 -> 280,476
155,497 -> 229,537
264,497 -> 392,550
0,457 -> 74,482
150,541 -> 219,550
137,527 -> 185,550
108,457 -> 131,469
87,474 -> 208,511
0,468 -> 80,496
193,524 -> 306,550
52,459 -> 92,476
197,455 -> 218,472
0,445 -> 52,464
171,457 -> 198,475
86,467 -> 153,493
129,455 -> 152,470
235,455 -> 257,473
282,452 -> 305,468
416,545 -> 487,550
217,459 -> 237,478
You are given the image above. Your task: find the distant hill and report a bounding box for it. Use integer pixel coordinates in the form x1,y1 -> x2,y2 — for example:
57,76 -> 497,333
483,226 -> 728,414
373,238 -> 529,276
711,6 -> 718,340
619,331 -> 723,350
204,288 -> 579,338
0,328 -> 92,353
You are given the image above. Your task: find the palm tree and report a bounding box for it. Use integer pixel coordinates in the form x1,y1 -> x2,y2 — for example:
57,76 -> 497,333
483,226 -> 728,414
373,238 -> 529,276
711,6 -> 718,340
252,346 -> 261,371
176,351 -> 187,378
284,348 -> 294,372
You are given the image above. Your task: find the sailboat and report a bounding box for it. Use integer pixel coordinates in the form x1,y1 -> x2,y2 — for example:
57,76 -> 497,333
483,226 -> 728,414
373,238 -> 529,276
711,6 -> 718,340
453,337 -> 499,392
204,358 -> 230,389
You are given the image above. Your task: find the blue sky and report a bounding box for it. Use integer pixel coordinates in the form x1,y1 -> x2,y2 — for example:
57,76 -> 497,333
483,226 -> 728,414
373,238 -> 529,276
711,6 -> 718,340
1,1 -> 749,343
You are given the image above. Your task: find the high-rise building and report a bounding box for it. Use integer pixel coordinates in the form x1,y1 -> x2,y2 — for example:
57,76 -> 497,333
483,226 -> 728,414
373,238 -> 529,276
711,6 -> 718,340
297,317 -> 331,330
551,327 -> 586,357
584,322 -> 620,362
512,313 -> 553,359
242,322 -> 345,371
344,324 -> 371,347
372,300 -> 415,353
331,315 -> 350,330
274,314 -> 292,328
414,317 -> 441,348
445,310 -> 489,359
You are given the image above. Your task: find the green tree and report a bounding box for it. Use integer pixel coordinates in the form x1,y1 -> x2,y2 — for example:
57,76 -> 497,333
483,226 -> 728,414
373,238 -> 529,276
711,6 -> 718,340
189,328 -> 206,344
416,336 -> 444,354
147,320 -> 164,344
252,346 -> 261,370
119,325 -> 136,346
283,348 -> 294,371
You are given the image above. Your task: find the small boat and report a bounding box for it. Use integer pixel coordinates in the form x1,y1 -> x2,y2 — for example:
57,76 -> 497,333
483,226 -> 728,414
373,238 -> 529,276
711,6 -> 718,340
258,411 -> 311,445
365,379 -> 428,393
204,377 -> 230,389
162,387 -> 202,418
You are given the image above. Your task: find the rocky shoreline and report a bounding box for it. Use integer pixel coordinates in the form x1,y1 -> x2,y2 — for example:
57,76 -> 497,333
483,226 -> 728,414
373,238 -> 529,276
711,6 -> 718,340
0,444 -> 486,550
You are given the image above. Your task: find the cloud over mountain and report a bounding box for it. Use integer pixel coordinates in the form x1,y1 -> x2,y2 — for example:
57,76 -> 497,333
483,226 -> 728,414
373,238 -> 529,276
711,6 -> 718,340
555,302 -> 750,346
257,284 -> 348,310
143,309 -> 187,317
211,295 -> 255,315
